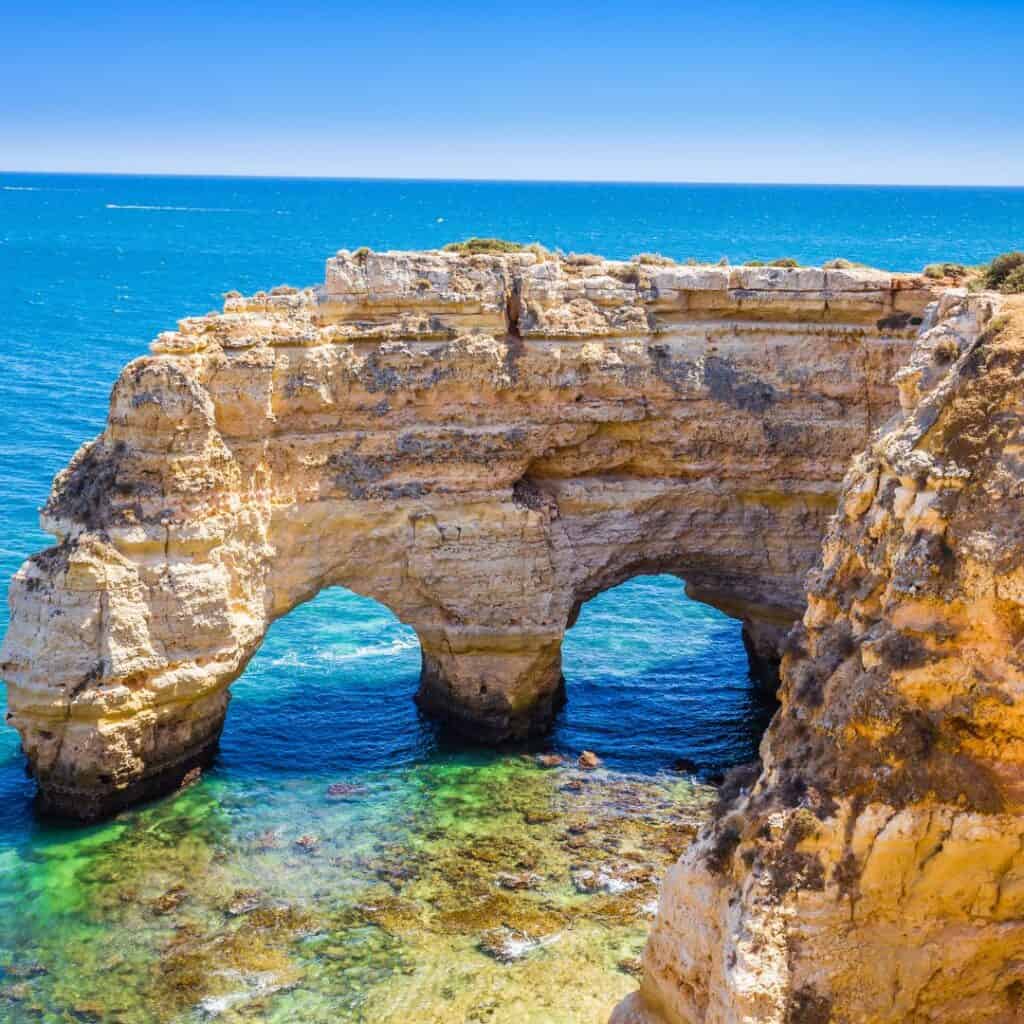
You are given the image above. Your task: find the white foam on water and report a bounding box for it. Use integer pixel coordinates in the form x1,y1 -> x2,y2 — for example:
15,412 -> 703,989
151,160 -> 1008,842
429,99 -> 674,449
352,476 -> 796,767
197,971 -> 284,1018
602,873 -> 637,895
269,634 -> 420,670
105,203 -> 253,213
505,931 -> 562,960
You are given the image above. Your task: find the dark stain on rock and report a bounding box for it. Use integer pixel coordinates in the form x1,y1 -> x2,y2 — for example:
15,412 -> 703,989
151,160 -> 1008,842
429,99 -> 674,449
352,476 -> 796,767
704,356 -> 776,413
46,441 -> 137,530
786,986 -> 833,1024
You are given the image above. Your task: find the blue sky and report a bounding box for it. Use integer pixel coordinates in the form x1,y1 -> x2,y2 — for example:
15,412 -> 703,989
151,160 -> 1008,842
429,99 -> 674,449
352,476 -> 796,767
3,0 -> 1023,184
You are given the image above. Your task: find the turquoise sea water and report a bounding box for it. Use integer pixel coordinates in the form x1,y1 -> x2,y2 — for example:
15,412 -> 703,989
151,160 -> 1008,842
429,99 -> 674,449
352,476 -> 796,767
2,174 -> 1023,1021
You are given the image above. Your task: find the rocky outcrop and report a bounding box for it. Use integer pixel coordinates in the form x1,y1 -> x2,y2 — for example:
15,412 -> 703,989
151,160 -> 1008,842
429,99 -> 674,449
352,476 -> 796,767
0,248 -> 934,820
614,292 -> 1024,1023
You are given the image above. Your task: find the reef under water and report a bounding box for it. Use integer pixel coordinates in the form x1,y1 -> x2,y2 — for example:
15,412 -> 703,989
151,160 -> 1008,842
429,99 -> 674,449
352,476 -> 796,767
0,577 -> 768,1023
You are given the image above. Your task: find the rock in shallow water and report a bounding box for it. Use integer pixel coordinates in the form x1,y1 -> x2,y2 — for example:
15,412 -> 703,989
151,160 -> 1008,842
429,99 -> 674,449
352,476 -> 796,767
477,926 -> 561,963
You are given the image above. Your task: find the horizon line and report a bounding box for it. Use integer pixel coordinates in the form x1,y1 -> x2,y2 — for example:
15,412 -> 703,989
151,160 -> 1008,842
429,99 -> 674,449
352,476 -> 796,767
3,168 -> 1024,190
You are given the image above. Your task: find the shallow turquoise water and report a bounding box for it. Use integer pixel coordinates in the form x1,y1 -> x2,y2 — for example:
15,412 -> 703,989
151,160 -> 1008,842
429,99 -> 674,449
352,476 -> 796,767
1,174 -> 1022,1020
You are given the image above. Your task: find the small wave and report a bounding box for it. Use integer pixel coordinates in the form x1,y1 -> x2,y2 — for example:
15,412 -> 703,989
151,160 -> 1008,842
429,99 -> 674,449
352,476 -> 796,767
105,203 -> 254,213
3,184 -> 84,192
197,970 -> 285,1018
269,635 -> 420,670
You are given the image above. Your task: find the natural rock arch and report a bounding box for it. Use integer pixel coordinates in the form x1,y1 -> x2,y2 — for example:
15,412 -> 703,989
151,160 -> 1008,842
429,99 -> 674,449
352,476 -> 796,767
1,248 -> 935,821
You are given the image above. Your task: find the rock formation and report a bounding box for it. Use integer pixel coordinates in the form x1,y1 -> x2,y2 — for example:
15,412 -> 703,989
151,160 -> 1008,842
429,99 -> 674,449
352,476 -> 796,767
613,292 -> 1024,1023
0,248 -> 934,819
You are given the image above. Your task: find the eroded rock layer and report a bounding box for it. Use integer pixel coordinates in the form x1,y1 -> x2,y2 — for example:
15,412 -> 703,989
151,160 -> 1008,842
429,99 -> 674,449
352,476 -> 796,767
1,249 -> 933,819
613,292 -> 1024,1023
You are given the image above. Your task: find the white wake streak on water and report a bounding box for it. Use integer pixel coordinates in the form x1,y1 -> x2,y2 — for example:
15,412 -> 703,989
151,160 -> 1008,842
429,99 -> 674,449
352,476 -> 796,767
268,635 -> 420,670
105,203 -> 255,213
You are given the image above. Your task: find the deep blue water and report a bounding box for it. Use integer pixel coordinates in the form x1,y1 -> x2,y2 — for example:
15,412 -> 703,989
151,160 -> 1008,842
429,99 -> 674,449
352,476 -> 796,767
0,173 -> 1021,1020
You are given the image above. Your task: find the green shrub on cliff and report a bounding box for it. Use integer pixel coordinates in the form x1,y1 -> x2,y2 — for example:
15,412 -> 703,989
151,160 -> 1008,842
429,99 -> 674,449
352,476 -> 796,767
1001,266 -> 1024,294
743,257 -> 801,268
923,262 -> 968,280
632,252 -> 676,266
983,251 -> 1024,293
443,237 -> 527,254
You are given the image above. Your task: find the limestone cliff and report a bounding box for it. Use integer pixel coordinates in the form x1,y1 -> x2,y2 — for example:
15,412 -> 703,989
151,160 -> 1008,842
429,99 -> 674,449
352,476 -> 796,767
613,291 -> 1024,1023
0,248 -> 932,819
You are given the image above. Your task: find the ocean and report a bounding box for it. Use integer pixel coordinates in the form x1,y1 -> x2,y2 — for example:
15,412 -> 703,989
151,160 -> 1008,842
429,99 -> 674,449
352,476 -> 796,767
1,173 -> 1022,1022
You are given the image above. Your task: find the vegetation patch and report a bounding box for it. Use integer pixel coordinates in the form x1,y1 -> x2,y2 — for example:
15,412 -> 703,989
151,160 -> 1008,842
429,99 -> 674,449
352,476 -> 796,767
923,262 -> 968,280
983,251 -> 1024,293
631,252 -> 676,266
761,810 -> 826,898
443,237 -> 528,254
703,818 -> 743,874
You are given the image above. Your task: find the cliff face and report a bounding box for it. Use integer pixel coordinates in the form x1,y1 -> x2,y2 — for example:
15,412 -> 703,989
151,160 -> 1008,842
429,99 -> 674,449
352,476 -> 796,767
614,291 -> 1024,1024
0,248 -> 932,819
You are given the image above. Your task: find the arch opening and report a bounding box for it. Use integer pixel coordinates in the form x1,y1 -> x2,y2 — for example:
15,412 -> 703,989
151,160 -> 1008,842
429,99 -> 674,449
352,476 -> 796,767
559,574 -> 778,778
220,586 -> 428,779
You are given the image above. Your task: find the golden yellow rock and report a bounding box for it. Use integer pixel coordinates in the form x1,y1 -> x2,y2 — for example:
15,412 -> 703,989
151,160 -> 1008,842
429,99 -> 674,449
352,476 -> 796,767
1,248 -> 932,823
615,294 -> 1023,1023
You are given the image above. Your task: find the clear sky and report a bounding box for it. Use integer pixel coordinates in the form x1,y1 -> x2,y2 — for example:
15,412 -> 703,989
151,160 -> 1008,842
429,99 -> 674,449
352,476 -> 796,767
3,0 -> 1023,185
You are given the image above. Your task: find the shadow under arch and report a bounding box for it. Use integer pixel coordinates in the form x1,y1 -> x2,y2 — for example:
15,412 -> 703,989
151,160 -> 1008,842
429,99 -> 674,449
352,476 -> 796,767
559,574 -> 778,777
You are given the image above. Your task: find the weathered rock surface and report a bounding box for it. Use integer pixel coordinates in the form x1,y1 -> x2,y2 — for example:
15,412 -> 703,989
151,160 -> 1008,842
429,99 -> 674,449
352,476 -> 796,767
614,292 -> 1024,1023
0,248 -> 934,820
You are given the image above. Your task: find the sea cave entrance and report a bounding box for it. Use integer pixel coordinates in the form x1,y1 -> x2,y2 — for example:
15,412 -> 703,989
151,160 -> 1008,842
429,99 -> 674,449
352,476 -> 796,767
220,586 -> 427,778
221,576 -> 776,781
559,575 -> 777,777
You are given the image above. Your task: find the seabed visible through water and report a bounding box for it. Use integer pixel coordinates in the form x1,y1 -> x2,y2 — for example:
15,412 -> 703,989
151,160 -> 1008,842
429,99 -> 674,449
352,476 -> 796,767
0,577 -> 767,1023
0,755 -> 713,1023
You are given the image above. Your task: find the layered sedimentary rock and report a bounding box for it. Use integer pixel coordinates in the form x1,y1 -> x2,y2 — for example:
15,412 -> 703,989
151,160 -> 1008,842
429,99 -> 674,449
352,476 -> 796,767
0,248 -> 934,819
614,292 -> 1024,1023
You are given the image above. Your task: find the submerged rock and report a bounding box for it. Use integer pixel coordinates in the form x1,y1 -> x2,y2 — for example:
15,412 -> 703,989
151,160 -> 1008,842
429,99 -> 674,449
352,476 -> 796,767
196,969 -> 294,1019
325,782 -> 368,800
151,885 -> 187,915
494,871 -> 543,891
617,956 -> 644,977
225,889 -> 261,916
477,926 -> 560,964
571,867 -> 641,895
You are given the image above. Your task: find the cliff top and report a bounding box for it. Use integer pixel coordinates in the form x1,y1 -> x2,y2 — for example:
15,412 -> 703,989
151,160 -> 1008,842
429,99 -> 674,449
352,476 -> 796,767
153,247 -> 942,356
